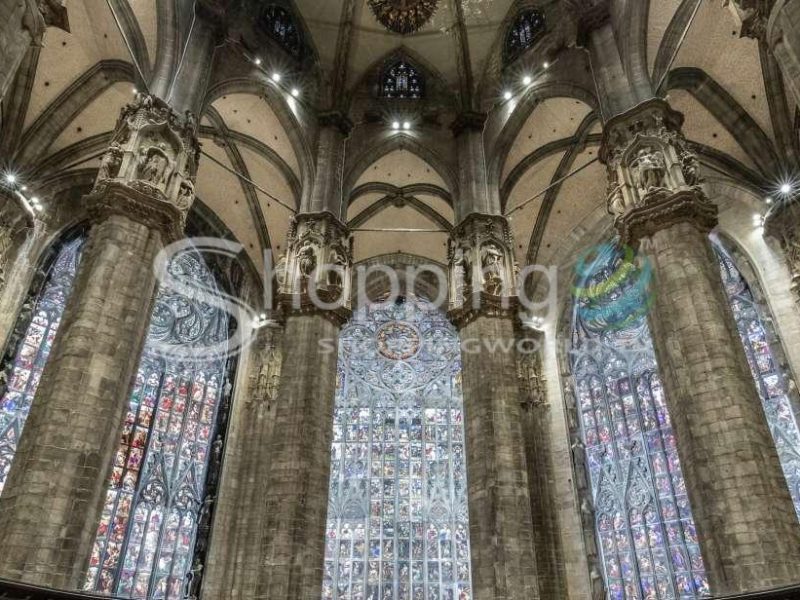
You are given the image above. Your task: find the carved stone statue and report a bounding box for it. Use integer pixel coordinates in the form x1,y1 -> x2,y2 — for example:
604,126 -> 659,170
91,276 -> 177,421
680,149 -> 702,186
176,181 -> 194,210
97,144 -> 123,181
481,243 -> 504,296
631,147 -> 667,196
297,240 -> 317,283
607,182 -> 626,217
139,147 -> 170,185
328,243 -> 348,289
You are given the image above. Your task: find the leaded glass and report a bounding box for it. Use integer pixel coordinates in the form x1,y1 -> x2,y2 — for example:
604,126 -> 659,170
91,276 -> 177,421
570,243 -> 709,599
504,10 -> 545,64
323,297 -> 472,600
713,238 -> 800,519
259,5 -> 303,58
380,61 -> 425,99
0,236 -> 84,494
86,251 -> 230,599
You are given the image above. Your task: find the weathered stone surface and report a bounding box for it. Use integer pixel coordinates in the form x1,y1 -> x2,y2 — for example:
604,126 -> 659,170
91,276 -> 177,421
203,325 -> 284,599
255,313 -> 341,600
458,314 -> 540,600
0,211 -> 161,588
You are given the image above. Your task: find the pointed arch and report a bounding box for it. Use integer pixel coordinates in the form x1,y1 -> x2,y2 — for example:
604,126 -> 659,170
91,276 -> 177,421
343,135 -> 458,201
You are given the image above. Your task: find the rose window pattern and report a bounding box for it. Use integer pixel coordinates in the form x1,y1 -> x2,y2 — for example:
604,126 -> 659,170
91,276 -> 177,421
713,238 -> 800,519
85,251 -> 231,599
0,236 -> 84,495
323,297 -> 472,600
570,244 -> 710,599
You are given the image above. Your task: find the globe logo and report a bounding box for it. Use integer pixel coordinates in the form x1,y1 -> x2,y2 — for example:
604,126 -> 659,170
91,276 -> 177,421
572,242 -> 654,332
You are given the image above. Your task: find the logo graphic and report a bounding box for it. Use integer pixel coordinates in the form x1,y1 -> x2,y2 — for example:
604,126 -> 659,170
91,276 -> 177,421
572,242 -> 654,332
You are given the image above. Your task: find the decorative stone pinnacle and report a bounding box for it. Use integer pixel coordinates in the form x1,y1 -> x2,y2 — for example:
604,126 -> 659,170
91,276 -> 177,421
93,93 -> 200,231
600,98 -> 715,244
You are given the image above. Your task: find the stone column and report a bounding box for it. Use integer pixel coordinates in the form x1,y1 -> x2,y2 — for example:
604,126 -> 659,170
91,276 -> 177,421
448,213 -> 541,599
0,93 -> 200,589
202,323 -> 284,599
602,98 -> 800,593
255,212 -> 352,600
516,328 -> 566,599
764,195 -> 800,301
0,0 -> 68,103
767,0 -> 800,108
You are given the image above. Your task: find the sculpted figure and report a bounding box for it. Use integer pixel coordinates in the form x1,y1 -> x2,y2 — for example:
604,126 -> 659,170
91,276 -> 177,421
97,144 -> 122,181
481,243 -> 504,296
632,147 -> 667,195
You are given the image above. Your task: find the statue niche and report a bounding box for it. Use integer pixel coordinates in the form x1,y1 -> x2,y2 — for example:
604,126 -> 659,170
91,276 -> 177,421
630,146 -> 667,198
481,242 -> 505,296
137,143 -> 174,190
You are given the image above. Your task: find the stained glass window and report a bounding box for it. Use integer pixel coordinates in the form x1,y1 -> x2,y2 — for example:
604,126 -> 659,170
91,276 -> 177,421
570,243 -> 709,599
0,236 -> 84,495
504,9 -> 545,64
259,5 -> 303,58
713,238 -> 800,519
85,250 -> 231,599
380,60 -> 425,99
323,296 -> 472,600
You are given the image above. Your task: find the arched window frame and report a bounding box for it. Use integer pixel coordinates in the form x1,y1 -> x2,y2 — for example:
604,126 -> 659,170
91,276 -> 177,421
711,234 -> 800,519
258,4 -> 305,59
85,249 -> 238,599
566,242 -> 710,599
503,8 -> 546,65
322,295 -> 473,599
0,232 -> 86,495
378,58 -> 426,100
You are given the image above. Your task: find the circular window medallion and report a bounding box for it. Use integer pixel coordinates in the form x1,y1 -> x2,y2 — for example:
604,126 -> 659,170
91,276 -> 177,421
368,0 -> 439,35
377,321 -> 421,360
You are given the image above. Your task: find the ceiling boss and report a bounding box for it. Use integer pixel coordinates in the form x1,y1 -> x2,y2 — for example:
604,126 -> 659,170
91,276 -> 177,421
367,0 -> 439,35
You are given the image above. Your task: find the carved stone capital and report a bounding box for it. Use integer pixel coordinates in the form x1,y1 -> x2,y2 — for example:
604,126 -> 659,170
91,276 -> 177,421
448,293 -> 520,329
277,212 -> 353,312
85,181 -> 185,243
448,214 -> 518,315
317,111 -> 354,137
616,189 -> 718,246
564,0 -> 611,46
450,112 -> 488,138
93,94 -> 200,225
600,99 -> 710,237
764,198 -> 800,298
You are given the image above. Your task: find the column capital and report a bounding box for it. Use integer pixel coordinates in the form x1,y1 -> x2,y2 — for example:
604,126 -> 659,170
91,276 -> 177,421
564,0 -> 610,46
600,98 -> 716,243
447,213 -> 519,327
450,111 -> 487,138
91,93 -> 200,234
764,197 -> 800,297
317,111 -> 354,137
277,211 -> 353,325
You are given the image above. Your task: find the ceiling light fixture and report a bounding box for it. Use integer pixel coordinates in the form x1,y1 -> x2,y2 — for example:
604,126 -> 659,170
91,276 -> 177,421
392,121 -> 400,130
5,174 -> 16,184
522,75 -> 532,85
254,57 -> 262,66
271,72 -> 281,82
403,121 -> 411,130
291,88 -> 300,98
503,90 -> 512,100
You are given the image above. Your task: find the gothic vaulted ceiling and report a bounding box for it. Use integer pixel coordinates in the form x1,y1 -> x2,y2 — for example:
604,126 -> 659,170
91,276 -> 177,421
0,0 -> 793,275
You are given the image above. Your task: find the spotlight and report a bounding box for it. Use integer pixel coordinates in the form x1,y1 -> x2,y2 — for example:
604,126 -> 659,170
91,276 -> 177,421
259,312 -> 267,320
781,183 -> 793,195
402,121 -> 411,130
5,174 -> 16,184
392,121 -> 400,130
30,196 -> 40,204
522,75 -> 532,85
543,61 -> 550,69
503,90 -> 513,100
254,57 -> 262,66
766,197 -> 773,204
132,87 -> 138,94
271,72 -> 281,82
291,88 -> 300,98
20,185 -> 27,191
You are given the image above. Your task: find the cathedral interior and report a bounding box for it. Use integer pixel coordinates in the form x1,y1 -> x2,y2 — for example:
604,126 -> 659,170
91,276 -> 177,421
4,0 -> 800,599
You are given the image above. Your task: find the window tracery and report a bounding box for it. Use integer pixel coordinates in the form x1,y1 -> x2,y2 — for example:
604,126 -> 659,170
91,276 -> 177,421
85,251 -> 231,599
259,4 -> 303,58
504,9 -> 545,64
323,297 -> 472,600
0,236 -> 84,495
713,238 -> 800,519
570,243 -> 709,599
380,60 -> 425,99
